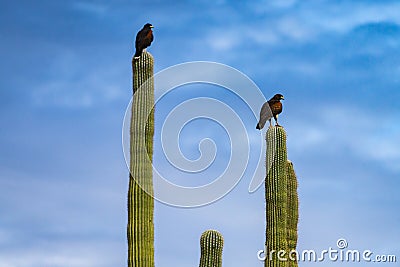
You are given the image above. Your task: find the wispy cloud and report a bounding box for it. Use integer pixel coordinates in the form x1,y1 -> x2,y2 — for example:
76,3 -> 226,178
288,104 -> 400,172
32,73 -> 125,108
26,45 -> 128,108
72,1 -> 109,16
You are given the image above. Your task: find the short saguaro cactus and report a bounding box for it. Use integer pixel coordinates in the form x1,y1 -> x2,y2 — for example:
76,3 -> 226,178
199,230 -> 224,267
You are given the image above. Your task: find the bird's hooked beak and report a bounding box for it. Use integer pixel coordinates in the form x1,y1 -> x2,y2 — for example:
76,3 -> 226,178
150,25 -> 154,28
281,95 -> 285,100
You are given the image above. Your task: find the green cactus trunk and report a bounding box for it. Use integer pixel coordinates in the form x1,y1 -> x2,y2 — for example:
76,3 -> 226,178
265,126 -> 299,267
199,230 -> 224,267
265,126 -> 288,267
127,51 -> 155,267
286,161 -> 299,267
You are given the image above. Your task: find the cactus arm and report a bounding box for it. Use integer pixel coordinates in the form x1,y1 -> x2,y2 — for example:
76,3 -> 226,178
286,160 -> 299,267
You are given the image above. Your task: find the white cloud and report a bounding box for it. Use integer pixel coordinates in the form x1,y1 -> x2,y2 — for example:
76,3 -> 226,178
32,81 -> 94,108
251,0 -> 298,13
0,241 -> 123,267
72,1 -> 108,16
302,2 -> 400,33
245,1 -> 400,46
276,16 -> 316,41
289,104 -> 400,172
32,79 -> 124,108
31,50 -> 126,109
207,32 -> 239,51
0,165 -> 126,267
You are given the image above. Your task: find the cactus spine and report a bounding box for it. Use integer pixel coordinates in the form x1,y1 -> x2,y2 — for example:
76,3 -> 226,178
199,230 -> 224,267
265,126 -> 299,267
128,51 -> 155,267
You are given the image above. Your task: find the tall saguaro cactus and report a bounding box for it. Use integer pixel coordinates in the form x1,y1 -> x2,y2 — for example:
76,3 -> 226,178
265,126 -> 299,267
265,126 -> 288,267
199,230 -> 224,267
128,51 -> 155,267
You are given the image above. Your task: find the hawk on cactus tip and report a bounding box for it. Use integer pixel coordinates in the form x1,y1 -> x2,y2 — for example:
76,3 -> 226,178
134,23 -> 154,59
256,93 -> 284,130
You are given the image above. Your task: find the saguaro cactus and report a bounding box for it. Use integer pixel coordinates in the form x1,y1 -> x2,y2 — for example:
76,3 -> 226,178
265,126 -> 299,267
127,51 -> 155,267
199,230 -> 224,267
265,126 -> 288,267
286,161 -> 299,267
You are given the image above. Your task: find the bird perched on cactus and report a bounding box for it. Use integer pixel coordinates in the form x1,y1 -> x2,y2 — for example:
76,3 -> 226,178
134,23 -> 154,59
256,93 -> 284,129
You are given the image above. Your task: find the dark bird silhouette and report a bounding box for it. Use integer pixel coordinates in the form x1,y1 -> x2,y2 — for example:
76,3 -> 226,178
134,23 -> 154,59
256,93 -> 284,130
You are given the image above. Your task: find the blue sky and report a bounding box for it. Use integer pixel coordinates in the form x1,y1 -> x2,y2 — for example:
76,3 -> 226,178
1,0 -> 400,266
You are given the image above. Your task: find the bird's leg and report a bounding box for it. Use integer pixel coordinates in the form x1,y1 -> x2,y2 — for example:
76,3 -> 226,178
268,119 -> 272,128
275,115 -> 281,127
